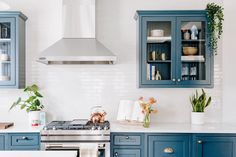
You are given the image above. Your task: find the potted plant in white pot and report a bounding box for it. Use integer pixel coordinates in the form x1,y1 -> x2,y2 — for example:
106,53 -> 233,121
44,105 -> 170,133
190,89 -> 211,125
10,84 -> 44,126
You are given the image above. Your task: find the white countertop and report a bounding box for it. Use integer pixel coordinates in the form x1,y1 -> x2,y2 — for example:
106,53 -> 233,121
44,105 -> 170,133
0,122 -> 42,133
110,121 -> 236,133
2,121 -> 236,134
0,151 -> 77,157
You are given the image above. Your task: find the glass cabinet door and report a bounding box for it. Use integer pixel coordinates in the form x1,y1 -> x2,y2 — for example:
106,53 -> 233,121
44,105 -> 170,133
176,16 -> 211,86
0,18 -> 16,86
141,17 -> 176,86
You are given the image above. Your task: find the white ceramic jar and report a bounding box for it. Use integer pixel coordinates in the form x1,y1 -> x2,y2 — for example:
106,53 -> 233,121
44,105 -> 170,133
150,29 -> 164,37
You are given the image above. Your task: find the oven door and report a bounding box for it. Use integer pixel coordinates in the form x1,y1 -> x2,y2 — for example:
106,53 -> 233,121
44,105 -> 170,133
42,142 -> 110,157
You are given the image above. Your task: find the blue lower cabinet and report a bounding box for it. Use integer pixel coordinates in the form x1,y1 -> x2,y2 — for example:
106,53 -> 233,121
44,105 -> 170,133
193,134 -> 236,157
0,134 -> 5,150
113,149 -> 141,157
147,134 -> 190,157
7,133 -> 40,150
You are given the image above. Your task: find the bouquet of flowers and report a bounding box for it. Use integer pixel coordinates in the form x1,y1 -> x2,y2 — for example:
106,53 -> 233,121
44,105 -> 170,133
139,97 -> 158,128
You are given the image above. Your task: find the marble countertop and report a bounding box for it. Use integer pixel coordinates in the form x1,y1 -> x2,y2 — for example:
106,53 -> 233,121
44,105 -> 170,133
110,121 -> 236,133
0,122 -> 42,133
0,151 -> 77,157
2,121 -> 236,134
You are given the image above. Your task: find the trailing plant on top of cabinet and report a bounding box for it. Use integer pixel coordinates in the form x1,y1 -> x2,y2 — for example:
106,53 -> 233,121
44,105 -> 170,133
0,11 -> 27,88
135,10 -> 213,88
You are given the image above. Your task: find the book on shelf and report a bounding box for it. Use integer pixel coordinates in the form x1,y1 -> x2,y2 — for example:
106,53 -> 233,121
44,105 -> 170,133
147,64 -> 155,80
181,55 -> 205,62
147,36 -> 171,43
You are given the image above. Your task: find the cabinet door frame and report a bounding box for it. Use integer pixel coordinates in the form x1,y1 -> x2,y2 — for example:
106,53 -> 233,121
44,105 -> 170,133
193,134 -> 236,157
176,16 -> 213,87
140,16 -> 177,87
0,17 -> 16,87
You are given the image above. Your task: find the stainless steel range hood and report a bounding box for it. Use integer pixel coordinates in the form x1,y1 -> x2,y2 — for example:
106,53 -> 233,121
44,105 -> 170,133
37,0 -> 117,65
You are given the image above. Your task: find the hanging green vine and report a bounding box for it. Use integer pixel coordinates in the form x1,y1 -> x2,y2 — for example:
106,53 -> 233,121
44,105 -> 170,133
206,3 -> 224,55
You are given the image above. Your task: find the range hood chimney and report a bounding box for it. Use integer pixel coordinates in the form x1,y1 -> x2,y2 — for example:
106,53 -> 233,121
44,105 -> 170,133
37,0 -> 117,65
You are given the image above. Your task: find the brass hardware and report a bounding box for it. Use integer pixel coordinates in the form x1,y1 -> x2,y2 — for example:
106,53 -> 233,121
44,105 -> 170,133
163,147 -> 174,154
125,136 -> 129,139
177,79 -> 181,82
114,152 -> 118,156
197,140 -> 203,144
22,136 -> 28,140
172,78 -> 176,82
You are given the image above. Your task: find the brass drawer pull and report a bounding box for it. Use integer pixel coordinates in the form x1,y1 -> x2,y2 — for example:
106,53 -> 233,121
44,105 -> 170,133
163,147 -> 174,154
197,140 -> 203,144
125,136 -> 129,139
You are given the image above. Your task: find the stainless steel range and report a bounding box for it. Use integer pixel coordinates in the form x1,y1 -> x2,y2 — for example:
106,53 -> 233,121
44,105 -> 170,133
41,119 -> 110,157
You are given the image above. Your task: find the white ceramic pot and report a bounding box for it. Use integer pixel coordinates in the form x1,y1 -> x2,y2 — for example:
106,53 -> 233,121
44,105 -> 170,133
150,29 -> 164,37
28,111 -> 41,126
191,112 -> 205,125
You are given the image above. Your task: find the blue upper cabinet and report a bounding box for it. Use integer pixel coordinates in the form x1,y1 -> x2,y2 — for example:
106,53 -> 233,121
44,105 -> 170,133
135,11 -> 213,88
0,134 -> 5,150
0,12 -> 27,88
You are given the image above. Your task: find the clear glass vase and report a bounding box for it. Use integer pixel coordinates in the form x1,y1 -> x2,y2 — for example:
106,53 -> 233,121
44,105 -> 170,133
143,114 -> 150,128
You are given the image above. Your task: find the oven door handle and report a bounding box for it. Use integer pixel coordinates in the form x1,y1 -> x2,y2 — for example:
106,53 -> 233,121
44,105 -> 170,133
46,144 -> 80,150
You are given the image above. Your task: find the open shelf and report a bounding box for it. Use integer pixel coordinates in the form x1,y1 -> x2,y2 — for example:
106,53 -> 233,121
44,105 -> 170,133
182,39 -> 205,42
147,36 -> 171,43
148,60 -> 171,63
0,38 -> 11,42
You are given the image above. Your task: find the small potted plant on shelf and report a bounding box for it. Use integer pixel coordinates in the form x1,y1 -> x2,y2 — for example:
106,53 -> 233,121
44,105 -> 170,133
190,89 -> 211,125
10,84 -> 44,126
139,97 -> 158,128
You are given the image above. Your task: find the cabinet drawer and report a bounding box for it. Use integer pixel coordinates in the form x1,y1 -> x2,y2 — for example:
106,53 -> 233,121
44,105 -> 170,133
148,135 -> 190,157
9,134 -> 39,146
114,134 -> 141,146
113,149 -> 141,157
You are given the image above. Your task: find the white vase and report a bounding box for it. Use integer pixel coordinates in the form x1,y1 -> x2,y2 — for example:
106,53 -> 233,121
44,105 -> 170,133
191,112 -> 205,125
28,111 -> 41,126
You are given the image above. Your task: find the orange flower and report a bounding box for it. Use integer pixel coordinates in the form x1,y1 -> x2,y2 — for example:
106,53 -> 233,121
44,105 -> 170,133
148,97 -> 157,105
138,97 -> 158,116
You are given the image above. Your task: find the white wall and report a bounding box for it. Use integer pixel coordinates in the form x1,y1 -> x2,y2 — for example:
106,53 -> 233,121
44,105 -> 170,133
222,0 -> 236,123
0,0 -> 226,124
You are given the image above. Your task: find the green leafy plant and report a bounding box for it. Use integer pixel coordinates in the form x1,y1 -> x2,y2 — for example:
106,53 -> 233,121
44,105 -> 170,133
190,89 -> 212,112
10,84 -> 44,112
206,3 -> 224,55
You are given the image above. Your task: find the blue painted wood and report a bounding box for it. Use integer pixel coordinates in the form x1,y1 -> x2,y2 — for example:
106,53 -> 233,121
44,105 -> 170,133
136,10 -> 213,88
193,134 -> 236,157
6,133 -> 40,150
113,149 -> 141,157
114,135 -> 141,146
0,11 -> 27,88
0,134 -> 5,150
147,134 -> 190,157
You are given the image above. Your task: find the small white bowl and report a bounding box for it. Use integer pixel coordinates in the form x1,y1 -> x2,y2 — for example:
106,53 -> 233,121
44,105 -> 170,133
150,29 -> 164,37
0,54 -> 10,61
0,75 -> 10,81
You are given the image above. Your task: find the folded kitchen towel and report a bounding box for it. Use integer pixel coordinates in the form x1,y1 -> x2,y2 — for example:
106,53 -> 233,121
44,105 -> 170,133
79,143 -> 98,157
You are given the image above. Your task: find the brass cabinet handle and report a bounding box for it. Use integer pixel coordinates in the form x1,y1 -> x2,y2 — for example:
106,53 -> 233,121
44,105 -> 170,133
125,136 -> 129,139
114,152 -> 118,157
22,136 -> 28,140
163,147 -> 174,154
197,140 -> 203,144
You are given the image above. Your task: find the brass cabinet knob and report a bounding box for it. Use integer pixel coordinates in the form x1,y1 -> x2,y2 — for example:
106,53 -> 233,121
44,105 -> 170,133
114,152 -> 118,156
172,78 -> 176,82
125,136 -> 129,139
177,79 -> 181,82
163,147 -> 174,154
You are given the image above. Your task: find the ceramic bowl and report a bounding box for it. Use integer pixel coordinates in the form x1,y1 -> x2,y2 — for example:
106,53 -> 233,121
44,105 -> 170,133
0,75 -> 10,81
183,47 -> 198,55
150,29 -> 164,37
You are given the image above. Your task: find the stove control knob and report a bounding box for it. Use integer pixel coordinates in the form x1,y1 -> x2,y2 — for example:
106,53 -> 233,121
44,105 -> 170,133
97,126 -> 102,130
43,126 -> 48,130
104,126 -> 109,130
52,126 -> 57,130
91,126 -> 96,130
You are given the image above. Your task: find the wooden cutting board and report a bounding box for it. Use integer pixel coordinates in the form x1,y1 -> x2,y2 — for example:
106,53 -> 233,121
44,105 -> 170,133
0,122 -> 14,129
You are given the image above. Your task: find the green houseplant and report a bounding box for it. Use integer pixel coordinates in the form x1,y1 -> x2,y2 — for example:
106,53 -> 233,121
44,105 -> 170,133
190,89 -> 212,124
10,84 -> 44,126
206,3 -> 224,55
